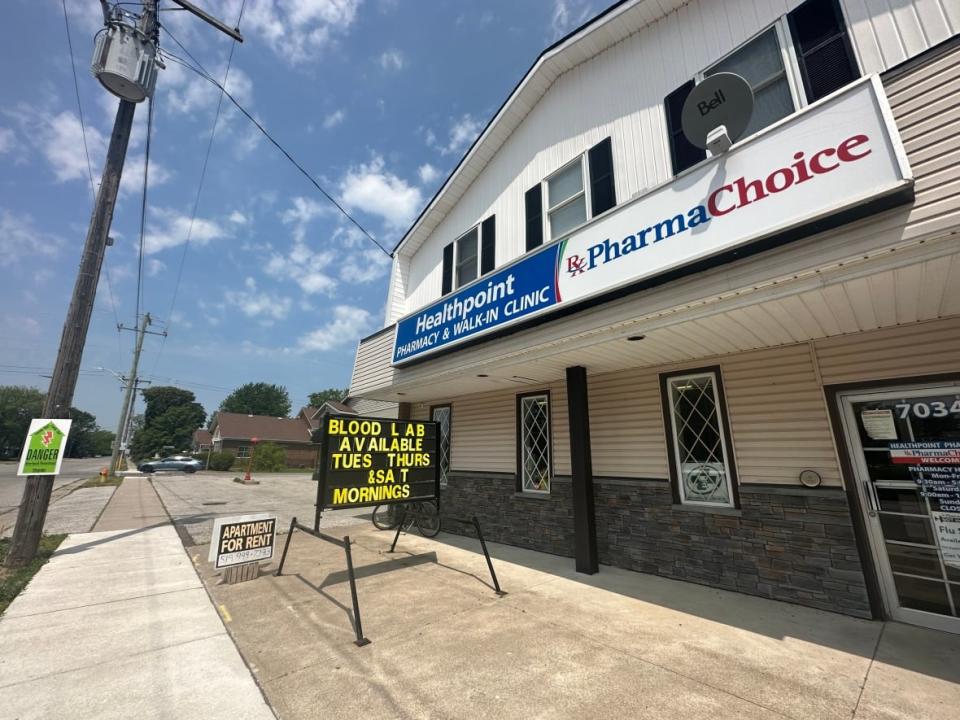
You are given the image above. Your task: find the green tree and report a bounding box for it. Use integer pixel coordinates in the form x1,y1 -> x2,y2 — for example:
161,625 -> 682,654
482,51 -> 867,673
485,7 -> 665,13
308,388 -> 348,407
89,430 -> 116,456
64,408 -> 99,458
130,386 -> 206,460
252,442 -> 286,471
220,382 -> 291,417
0,386 -> 43,459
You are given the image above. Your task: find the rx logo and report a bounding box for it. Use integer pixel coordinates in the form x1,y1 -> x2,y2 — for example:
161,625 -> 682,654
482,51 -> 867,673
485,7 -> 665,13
41,431 -> 53,446
566,254 -> 587,277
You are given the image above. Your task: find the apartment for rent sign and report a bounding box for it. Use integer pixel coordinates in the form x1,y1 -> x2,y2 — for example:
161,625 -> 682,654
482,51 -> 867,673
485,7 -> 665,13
392,76 -> 912,365
209,514 -> 277,569
319,415 -> 439,509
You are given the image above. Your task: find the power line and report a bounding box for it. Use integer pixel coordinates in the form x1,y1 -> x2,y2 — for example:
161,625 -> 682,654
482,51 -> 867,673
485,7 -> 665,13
159,30 -> 392,257
151,0 -> 246,379
61,0 -> 123,363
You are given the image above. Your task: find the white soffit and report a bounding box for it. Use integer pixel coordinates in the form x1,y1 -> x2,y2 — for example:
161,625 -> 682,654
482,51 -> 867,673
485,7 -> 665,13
394,0 -> 687,257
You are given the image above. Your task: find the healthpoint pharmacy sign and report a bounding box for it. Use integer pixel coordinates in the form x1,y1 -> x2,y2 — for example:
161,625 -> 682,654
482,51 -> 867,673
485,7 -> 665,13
392,76 -> 912,365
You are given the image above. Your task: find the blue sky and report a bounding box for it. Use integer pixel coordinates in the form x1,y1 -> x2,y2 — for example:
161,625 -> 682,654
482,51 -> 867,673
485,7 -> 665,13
0,0 -> 603,429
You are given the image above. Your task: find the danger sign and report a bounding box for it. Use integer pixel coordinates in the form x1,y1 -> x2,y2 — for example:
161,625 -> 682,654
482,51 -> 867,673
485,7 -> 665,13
208,513 -> 277,569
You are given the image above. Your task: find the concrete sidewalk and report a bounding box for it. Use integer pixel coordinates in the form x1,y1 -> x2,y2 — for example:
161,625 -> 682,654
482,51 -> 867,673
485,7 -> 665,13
93,476 -> 169,531
0,478 -> 275,720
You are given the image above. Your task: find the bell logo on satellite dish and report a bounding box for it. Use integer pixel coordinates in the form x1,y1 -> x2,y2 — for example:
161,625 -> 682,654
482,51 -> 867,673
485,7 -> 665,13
681,72 -> 754,156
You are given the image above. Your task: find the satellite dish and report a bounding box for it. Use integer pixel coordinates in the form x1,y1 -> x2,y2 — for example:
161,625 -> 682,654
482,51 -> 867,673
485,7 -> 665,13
681,72 -> 754,153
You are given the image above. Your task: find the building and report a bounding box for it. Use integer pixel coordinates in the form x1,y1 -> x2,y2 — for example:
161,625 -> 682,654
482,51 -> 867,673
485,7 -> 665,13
192,428 -> 212,452
210,411 -> 316,467
349,0 -> 960,632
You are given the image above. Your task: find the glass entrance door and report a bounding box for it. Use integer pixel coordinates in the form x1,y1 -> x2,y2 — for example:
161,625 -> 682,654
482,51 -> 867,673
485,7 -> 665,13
840,383 -> 960,633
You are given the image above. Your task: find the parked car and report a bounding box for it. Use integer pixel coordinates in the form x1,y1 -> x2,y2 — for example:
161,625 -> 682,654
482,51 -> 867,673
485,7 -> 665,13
137,456 -> 202,474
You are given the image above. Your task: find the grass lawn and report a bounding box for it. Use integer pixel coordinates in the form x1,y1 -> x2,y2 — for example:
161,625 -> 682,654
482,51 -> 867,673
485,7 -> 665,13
0,534 -> 66,615
81,475 -> 123,488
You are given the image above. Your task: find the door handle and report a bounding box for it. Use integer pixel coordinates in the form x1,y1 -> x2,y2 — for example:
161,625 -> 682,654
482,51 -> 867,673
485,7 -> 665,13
863,481 -> 879,516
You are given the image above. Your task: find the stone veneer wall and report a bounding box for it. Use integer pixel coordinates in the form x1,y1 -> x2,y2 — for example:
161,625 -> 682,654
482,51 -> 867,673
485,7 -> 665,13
440,472 -> 872,619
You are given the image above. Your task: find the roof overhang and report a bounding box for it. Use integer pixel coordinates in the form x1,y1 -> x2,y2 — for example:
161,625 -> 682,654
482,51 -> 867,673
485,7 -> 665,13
392,0 -> 687,257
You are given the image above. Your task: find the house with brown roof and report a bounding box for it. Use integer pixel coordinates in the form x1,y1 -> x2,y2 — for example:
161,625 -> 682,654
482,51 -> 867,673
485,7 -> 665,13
192,428 -> 212,451
210,411 -> 316,468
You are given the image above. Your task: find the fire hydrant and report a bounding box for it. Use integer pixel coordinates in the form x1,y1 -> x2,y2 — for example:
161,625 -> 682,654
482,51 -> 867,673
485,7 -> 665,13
100,468 -> 108,482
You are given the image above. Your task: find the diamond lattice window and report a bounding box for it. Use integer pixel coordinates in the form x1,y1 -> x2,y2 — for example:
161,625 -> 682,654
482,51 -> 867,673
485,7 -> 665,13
667,373 -> 734,506
432,406 -> 451,488
520,394 -> 551,493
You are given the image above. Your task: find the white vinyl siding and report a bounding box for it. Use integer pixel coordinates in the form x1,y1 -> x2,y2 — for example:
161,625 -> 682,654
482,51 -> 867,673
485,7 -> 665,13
390,0 -> 955,323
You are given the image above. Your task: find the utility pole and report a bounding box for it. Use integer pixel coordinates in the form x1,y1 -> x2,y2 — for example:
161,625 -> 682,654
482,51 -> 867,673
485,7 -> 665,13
110,313 -> 160,476
3,3 -> 159,569
5,0 -> 241,569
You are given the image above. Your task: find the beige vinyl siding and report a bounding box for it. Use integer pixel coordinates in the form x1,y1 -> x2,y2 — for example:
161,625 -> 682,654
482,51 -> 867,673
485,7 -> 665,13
350,328 -> 395,395
588,368 -> 669,478
815,316 -> 960,385
720,346 -> 841,487
449,388 -> 516,474
349,398 -> 399,418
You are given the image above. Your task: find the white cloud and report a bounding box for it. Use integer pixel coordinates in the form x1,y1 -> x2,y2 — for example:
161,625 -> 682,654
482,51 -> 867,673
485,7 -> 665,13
550,0 -> 594,40
339,155 -> 422,228
379,49 -> 404,71
144,208 -> 227,255
265,241 -> 337,295
339,248 -> 390,283
229,211 -> 248,224
418,163 -> 440,184
231,0 -> 362,65
146,259 -> 167,277
165,64 -> 254,116
118,153 -> 174,197
281,196 -> 332,242
225,277 -> 292,324
428,114 -> 484,157
42,111 -> 106,184
323,109 -> 346,129
0,127 -> 13,153
0,210 -> 64,267
297,305 -> 373,351
5,106 -> 170,193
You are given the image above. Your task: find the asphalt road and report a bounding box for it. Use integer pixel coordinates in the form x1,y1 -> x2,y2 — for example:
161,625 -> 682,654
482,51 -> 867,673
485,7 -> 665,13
0,457 -> 113,537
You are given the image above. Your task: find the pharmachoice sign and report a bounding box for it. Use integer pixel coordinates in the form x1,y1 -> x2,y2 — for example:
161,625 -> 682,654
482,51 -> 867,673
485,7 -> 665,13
392,75 -> 912,365
318,415 -> 439,510
17,419 -> 73,476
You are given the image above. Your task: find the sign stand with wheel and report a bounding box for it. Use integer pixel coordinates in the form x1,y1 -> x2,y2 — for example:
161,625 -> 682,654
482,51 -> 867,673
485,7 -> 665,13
275,414 -> 504,646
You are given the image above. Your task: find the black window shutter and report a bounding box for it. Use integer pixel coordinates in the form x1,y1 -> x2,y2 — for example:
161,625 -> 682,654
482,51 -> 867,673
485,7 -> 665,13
441,242 -> 454,296
524,184 -> 543,251
664,80 -> 706,175
481,215 -> 496,275
588,137 -> 616,216
788,0 -> 859,103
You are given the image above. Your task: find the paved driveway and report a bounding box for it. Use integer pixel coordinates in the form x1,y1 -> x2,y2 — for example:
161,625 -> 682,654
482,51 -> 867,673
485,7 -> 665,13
195,524 -> 960,720
151,472 -> 369,545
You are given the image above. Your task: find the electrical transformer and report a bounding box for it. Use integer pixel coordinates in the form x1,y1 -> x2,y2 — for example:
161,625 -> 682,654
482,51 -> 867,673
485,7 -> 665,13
90,21 -> 160,103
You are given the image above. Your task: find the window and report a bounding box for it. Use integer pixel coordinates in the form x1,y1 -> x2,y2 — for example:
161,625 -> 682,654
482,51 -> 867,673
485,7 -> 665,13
525,137 -> 616,249
455,227 -> 478,288
517,392 -> 551,493
431,405 -> 451,488
664,1 -> 859,176
661,369 -> 738,507
705,27 -> 794,141
236,446 -> 250,459
546,158 -> 588,241
441,214 -> 497,294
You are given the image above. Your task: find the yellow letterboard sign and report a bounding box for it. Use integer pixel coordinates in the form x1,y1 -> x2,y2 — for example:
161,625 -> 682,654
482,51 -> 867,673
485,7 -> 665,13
320,415 -> 439,509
